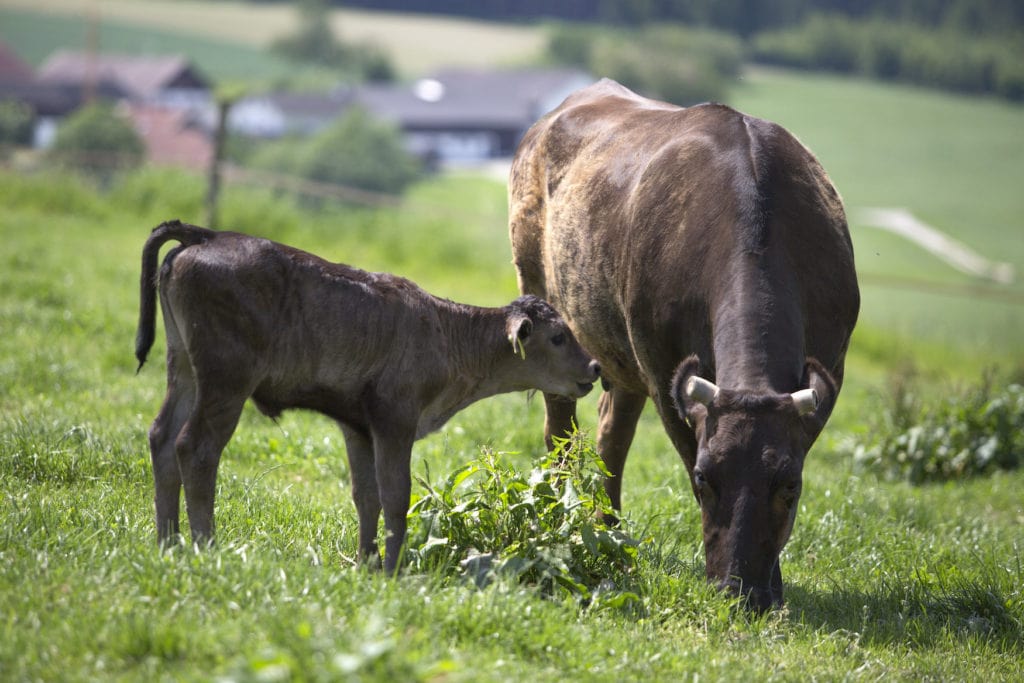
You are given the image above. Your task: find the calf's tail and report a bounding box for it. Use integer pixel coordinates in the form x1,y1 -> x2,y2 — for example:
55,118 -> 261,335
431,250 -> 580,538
135,220 -> 216,372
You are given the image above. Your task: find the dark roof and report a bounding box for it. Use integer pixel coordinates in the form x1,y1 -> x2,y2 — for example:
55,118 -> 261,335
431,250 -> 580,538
353,68 -> 594,131
264,89 -> 353,119
37,51 -> 209,99
0,41 -> 34,85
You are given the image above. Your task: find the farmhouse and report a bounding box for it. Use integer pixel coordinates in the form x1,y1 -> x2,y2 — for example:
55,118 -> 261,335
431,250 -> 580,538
228,68 -> 594,165
122,103 -> 213,170
36,51 -> 211,110
0,46 -> 215,166
0,41 -> 89,147
228,88 -> 353,139
353,68 -> 593,163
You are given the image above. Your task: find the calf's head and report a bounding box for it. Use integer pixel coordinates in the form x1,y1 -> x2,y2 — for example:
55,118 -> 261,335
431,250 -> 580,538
670,356 -> 837,611
505,296 -> 600,399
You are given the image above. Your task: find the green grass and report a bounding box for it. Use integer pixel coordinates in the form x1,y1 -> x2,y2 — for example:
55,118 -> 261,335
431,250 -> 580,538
1,161 -> 1021,681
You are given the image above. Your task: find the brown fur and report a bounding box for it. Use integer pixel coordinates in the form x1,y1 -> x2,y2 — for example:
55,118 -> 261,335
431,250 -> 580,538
137,220 -> 600,572
509,80 -> 859,610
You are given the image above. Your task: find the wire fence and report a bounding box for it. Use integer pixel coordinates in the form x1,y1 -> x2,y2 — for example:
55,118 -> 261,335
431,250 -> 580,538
856,273 -> 1024,306
4,152 -> 1023,307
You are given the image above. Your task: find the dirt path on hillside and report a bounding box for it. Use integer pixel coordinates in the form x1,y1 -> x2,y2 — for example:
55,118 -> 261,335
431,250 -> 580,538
857,207 -> 1015,285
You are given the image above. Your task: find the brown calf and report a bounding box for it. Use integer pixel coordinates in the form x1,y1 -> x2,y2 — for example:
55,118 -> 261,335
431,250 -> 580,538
136,220 -> 599,571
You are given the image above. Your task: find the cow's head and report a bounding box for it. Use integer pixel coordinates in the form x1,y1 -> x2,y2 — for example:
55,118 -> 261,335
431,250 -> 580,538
505,295 -> 600,399
670,355 -> 837,611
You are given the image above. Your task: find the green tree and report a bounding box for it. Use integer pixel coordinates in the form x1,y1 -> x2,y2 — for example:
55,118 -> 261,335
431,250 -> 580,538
546,23 -> 742,105
273,0 -> 395,82
49,103 -> 144,177
0,100 -> 34,154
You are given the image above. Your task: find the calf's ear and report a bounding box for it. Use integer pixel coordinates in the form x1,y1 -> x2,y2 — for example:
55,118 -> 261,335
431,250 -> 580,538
506,313 -> 532,358
670,355 -> 708,428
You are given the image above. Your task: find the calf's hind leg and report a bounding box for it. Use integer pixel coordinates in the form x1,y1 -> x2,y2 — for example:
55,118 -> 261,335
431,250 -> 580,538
148,352 -> 195,544
175,388 -> 247,545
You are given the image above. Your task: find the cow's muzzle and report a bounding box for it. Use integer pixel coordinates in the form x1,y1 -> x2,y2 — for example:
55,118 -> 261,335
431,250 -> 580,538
574,361 -> 601,397
716,578 -> 781,613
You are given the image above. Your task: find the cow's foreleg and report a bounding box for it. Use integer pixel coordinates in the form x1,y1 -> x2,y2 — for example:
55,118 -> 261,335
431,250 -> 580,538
340,424 -> 381,568
596,387 -> 646,512
770,560 -> 784,607
372,430 -> 414,574
148,355 -> 195,545
176,391 -> 246,546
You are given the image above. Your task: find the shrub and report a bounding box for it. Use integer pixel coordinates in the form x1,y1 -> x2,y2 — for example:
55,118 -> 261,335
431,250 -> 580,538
248,107 -> 422,195
751,13 -> 1024,100
49,103 -> 144,178
405,433 -> 644,610
851,378 -> 1024,483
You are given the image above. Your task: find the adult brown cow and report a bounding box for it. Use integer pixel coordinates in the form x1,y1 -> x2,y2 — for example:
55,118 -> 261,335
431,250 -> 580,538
509,79 -> 859,611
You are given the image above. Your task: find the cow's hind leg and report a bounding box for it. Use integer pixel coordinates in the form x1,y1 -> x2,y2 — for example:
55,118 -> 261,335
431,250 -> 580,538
596,387 -> 646,513
175,386 -> 247,546
340,424 -> 382,567
148,351 -> 196,544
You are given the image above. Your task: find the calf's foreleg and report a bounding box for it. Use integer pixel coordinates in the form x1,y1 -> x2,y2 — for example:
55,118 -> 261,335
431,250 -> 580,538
373,429 -> 415,573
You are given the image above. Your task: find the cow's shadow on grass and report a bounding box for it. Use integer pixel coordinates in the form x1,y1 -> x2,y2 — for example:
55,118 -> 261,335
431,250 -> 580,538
785,581 -> 1023,652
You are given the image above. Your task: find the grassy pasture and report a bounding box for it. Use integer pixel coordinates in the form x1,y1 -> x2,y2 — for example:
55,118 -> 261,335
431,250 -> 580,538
1,7 -> 1023,679
732,68 -> 1024,367
1,168 -> 1022,681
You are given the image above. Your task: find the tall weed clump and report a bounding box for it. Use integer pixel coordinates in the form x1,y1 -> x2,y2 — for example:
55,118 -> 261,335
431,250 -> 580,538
851,375 -> 1024,483
405,433 -> 644,610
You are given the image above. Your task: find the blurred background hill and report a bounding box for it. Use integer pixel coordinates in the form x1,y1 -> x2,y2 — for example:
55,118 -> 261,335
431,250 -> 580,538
0,0 -> 1021,373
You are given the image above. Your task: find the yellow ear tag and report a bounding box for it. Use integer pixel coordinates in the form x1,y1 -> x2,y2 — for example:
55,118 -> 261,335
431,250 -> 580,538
509,334 -> 527,360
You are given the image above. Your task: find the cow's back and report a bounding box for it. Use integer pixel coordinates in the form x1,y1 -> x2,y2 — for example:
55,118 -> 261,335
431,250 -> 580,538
510,80 -> 858,397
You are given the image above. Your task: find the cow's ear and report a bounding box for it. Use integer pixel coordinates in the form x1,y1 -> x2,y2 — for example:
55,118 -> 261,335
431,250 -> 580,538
799,357 -> 837,444
671,355 -> 708,429
506,313 -> 532,358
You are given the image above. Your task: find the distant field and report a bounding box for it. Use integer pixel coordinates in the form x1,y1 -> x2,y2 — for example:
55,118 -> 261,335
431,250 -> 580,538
0,7 -> 322,84
0,0 -> 545,76
732,68 -> 1024,366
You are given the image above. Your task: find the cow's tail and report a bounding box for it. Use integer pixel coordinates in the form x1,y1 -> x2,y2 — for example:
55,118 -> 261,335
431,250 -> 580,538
135,220 -> 216,372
